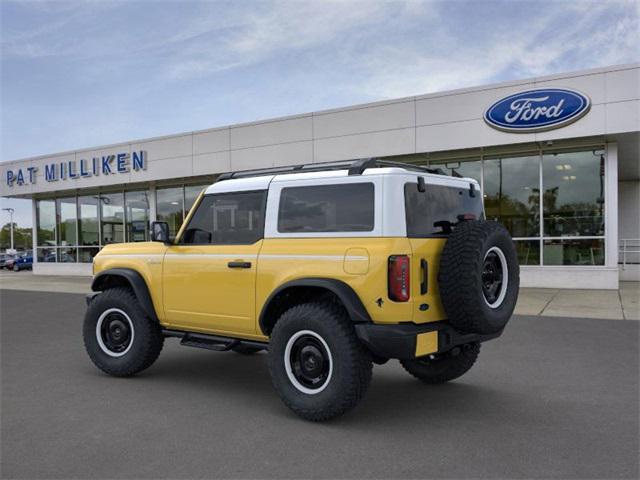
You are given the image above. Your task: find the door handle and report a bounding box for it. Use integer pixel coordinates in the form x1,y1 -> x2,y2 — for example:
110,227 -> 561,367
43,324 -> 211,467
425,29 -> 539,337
228,261 -> 252,269
420,259 -> 428,295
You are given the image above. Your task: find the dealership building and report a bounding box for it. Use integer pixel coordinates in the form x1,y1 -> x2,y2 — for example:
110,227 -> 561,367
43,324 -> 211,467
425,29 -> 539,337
1,63 -> 638,289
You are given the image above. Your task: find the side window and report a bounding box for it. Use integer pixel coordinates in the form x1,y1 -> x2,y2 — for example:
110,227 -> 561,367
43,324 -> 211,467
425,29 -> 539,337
278,183 -> 374,233
181,191 -> 267,245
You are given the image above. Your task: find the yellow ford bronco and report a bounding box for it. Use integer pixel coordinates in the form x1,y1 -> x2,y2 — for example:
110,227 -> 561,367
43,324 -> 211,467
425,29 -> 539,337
84,158 -> 519,421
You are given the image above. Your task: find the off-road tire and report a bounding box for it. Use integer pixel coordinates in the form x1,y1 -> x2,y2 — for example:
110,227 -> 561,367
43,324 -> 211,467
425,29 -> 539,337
400,343 -> 480,384
83,287 -> 164,377
268,302 -> 373,421
232,345 -> 264,355
438,220 -> 519,334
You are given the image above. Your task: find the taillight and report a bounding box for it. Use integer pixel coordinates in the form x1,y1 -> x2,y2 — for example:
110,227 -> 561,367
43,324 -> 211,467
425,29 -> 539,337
388,255 -> 410,302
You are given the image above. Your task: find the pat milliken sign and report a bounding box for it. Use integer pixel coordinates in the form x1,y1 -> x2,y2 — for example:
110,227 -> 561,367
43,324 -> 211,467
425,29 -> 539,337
5,150 -> 147,187
484,88 -> 591,133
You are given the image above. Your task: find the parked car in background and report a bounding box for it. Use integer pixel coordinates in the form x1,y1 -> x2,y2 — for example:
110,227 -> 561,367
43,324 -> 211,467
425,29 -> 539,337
11,252 -> 33,271
0,253 -> 15,269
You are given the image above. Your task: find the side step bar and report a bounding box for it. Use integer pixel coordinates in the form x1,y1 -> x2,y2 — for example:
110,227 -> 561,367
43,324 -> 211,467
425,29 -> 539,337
162,329 -> 268,352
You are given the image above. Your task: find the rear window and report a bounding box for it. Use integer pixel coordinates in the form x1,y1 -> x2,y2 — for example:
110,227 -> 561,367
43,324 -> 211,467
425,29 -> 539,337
278,183 -> 374,233
405,182 -> 484,237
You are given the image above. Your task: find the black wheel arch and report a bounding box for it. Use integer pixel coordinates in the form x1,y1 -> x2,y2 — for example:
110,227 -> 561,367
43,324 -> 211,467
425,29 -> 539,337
259,278 -> 371,336
91,268 -> 159,323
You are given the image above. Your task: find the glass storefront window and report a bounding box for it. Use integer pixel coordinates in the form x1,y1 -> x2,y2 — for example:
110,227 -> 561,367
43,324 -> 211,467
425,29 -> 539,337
58,247 -> 77,263
56,197 -> 77,247
36,200 -> 56,246
37,246 -> 56,263
78,247 -> 100,263
185,184 -> 207,217
78,195 -> 100,246
430,159 -> 482,184
125,190 -> 150,242
156,186 -> 184,238
542,150 -> 605,237
515,240 -> 540,266
543,238 -> 605,266
483,154 -> 540,238
100,192 -> 124,245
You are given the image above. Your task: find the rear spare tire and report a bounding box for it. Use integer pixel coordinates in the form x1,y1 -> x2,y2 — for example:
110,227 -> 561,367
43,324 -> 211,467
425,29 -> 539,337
438,220 -> 519,334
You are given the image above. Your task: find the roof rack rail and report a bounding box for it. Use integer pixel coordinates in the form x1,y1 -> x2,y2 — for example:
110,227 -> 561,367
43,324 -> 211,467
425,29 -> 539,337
215,157 -> 447,182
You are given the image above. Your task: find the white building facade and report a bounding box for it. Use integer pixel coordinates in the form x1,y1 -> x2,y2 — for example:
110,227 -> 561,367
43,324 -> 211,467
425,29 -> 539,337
1,63 -> 639,288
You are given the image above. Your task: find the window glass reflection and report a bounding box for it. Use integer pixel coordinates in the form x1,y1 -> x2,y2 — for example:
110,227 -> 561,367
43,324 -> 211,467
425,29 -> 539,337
156,187 -> 184,238
125,190 -> 150,242
78,196 -> 100,246
543,239 -> 604,265
514,240 -> 540,266
484,155 -> 540,238
542,151 -> 605,237
430,159 -> 481,184
37,200 -> 56,246
100,193 -> 124,244
184,185 -> 207,217
56,197 -> 77,247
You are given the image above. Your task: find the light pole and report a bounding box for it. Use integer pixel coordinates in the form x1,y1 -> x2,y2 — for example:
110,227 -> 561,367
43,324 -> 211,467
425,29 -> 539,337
2,207 -> 15,251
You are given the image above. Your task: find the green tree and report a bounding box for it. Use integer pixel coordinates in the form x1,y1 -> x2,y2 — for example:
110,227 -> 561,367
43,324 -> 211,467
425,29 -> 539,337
0,223 -> 33,251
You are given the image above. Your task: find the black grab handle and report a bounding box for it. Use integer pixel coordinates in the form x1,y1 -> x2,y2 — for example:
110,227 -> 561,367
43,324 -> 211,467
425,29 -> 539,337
227,261 -> 252,269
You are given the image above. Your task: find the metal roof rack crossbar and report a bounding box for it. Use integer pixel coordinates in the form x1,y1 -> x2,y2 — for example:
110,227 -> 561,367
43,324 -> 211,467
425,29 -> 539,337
215,157 -> 447,182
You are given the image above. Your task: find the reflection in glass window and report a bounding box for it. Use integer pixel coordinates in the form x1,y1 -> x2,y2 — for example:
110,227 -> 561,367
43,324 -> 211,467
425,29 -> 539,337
156,187 -> 184,238
484,155 -> 540,238
515,240 -> 540,266
78,247 -> 100,263
185,185 -> 207,217
125,190 -> 150,242
100,192 -> 124,244
278,183 -> 375,233
78,195 -> 100,246
543,238 -> 604,265
182,192 -> 267,245
37,200 -> 56,246
542,150 -> 605,237
405,182 -> 484,237
430,159 -> 481,184
37,247 -> 56,263
56,197 -> 77,247
58,247 -> 77,263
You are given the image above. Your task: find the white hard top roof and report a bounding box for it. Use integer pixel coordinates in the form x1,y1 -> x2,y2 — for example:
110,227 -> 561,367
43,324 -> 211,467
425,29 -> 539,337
205,166 -> 478,194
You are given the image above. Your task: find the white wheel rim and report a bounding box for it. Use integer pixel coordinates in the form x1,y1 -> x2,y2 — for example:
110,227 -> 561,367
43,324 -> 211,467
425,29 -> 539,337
284,330 -> 333,395
96,308 -> 135,357
483,246 -> 509,309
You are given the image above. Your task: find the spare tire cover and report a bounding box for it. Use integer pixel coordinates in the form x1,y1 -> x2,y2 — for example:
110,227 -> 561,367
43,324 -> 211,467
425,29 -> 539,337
438,220 -> 519,334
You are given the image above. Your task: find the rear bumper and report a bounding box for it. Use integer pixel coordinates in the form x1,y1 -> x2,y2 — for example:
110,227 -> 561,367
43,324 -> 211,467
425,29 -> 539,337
354,321 -> 502,360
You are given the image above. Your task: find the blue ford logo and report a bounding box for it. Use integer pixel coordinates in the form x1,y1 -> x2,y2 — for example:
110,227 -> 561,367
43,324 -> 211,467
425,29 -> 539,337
484,88 -> 591,132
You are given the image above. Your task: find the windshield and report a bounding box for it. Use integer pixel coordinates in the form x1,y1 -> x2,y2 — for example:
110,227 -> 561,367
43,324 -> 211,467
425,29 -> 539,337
404,182 -> 484,237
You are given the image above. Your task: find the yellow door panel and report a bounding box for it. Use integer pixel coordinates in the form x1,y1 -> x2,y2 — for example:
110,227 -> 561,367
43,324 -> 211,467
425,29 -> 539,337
163,241 -> 262,334
408,238 -> 447,323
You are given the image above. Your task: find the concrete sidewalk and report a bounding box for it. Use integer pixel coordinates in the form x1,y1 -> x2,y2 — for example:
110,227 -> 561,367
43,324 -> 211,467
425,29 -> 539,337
1,270 -> 638,320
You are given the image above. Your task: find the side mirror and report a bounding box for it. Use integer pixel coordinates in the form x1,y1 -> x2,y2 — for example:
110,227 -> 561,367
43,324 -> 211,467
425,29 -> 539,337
150,221 -> 170,244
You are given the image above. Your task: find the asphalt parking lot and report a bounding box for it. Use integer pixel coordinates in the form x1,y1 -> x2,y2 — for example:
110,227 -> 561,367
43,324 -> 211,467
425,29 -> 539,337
1,290 -> 638,479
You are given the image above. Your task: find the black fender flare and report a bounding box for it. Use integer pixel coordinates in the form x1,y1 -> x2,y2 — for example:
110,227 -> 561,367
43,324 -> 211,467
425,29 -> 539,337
91,268 -> 159,323
259,278 -> 371,335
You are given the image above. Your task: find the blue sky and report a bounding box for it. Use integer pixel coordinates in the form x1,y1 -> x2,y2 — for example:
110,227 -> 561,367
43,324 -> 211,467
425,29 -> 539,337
1,0 -> 639,227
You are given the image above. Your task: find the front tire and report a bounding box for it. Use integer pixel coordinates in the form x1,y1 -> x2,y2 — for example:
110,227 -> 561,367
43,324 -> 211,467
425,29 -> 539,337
13,264 -> 19,272
400,343 -> 480,384
83,287 -> 164,377
268,302 -> 372,421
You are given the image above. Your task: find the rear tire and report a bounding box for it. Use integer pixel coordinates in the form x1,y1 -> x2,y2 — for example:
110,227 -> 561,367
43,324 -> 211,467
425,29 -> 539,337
400,343 -> 480,384
268,302 -> 372,421
83,287 -> 164,377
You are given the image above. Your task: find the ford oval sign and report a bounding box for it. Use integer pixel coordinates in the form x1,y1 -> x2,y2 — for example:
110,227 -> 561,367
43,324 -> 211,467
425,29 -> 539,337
484,88 -> 591,133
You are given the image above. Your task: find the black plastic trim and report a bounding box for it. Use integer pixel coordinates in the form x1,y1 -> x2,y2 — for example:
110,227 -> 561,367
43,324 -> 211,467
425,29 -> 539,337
91,268 -> 159,323
354,321 -> 502,360
258,278 -> 371,335
162,329 -> 268,351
